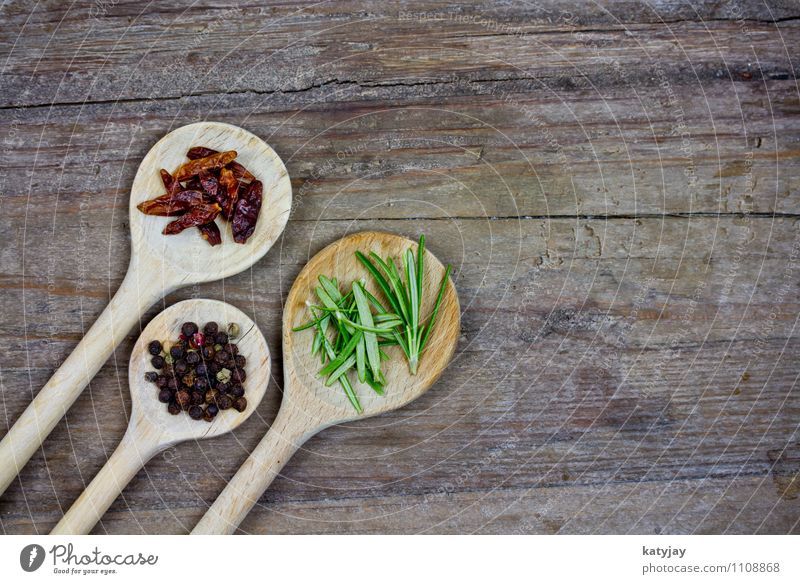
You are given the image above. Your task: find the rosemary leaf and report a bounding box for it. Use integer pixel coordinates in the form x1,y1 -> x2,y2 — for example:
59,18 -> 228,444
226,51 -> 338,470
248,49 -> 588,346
419,264 -> 452,353
356,335 -> 366,382
325,354 -> 357,386
320,330 -> 363,377
353,281 -> 381,379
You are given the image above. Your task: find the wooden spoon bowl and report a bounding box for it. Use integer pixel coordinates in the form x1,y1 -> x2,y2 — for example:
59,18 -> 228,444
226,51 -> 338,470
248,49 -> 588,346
130,121 -> 292,278
283,231 -> 460,422
0,121 -> 290,497
51,299 -> 270,534
193,231 -> 460,534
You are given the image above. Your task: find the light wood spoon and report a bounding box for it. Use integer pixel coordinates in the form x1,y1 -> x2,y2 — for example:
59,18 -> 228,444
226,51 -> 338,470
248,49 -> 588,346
51,299 -> 270,534
193,231 -> 460,534
0,121 -> 291,496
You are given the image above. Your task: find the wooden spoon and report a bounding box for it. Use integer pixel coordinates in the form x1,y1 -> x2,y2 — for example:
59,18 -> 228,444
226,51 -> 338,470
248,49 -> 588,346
51,299 -> 270,534
0,122 -> 291,496
192,231 -> 460,534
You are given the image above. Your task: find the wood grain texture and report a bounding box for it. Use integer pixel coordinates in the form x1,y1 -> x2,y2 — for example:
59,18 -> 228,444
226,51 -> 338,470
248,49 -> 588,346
0,0 -> 798,534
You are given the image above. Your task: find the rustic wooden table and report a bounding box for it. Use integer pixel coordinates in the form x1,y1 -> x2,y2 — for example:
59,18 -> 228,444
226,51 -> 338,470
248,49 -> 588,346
1,1 -> 798,535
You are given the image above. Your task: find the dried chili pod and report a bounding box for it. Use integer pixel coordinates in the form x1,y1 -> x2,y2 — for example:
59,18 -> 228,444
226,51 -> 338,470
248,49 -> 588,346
198,222 -> 222,246
187,146 -> 255,182
184,177 -> 203,191
227,160 -> 255,183
160,169 -> 182,196
232,180 -> 262,244
174,151 -> 237,181
187,146 -> 218,160
163,203 -> 221,235
199,169 -> 220,200
217,167 -> 239,220
137,189 -> 207,216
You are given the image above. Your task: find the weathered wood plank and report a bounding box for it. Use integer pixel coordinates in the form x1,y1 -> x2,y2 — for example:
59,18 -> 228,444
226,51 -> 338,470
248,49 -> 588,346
1,216 -> 799,350
2,473 -> 797,534
1,82 -> 798,219
1,3 -> 798,107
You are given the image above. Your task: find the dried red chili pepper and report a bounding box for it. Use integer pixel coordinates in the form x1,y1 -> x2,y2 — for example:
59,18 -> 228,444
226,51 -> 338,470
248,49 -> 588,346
187,146 -> 255,182
160,169 -> 182,196
187,146 -> 217,160
174,151 -> 237,181
163,203 -> 221,235
184,177 -> 203,192
217,167 -> 239,220
198,222 -> 222,246
199,169 -> 220,200
137,190 -> 207,216
227,161 -> 255,182
139,146 -> 259,246
231,180 -> 262,244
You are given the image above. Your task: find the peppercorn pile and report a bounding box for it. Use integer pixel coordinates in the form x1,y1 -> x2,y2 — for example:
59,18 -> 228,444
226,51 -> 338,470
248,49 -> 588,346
145,321 -> 248,421
136,146 -> 263,245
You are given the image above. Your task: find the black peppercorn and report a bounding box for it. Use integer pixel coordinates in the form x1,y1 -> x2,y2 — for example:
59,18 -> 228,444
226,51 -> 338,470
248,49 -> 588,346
152,321 -> 248,423
181,322 -> 198,337
233,397 -> 247,412
148,340 -> 163,355
217,395 -> 233,410
175,390 -> 191,408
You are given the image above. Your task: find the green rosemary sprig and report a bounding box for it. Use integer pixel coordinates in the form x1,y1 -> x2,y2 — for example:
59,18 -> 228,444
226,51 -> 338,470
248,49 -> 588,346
356,234 -> 452,374
293,235 -> 452,412
293,275 -> 398,412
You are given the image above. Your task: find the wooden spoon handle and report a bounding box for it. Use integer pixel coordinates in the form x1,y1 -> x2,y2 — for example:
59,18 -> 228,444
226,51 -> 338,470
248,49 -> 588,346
192,406 -> 316,534
0,264 -> 165,496
51,427 -> 162,534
